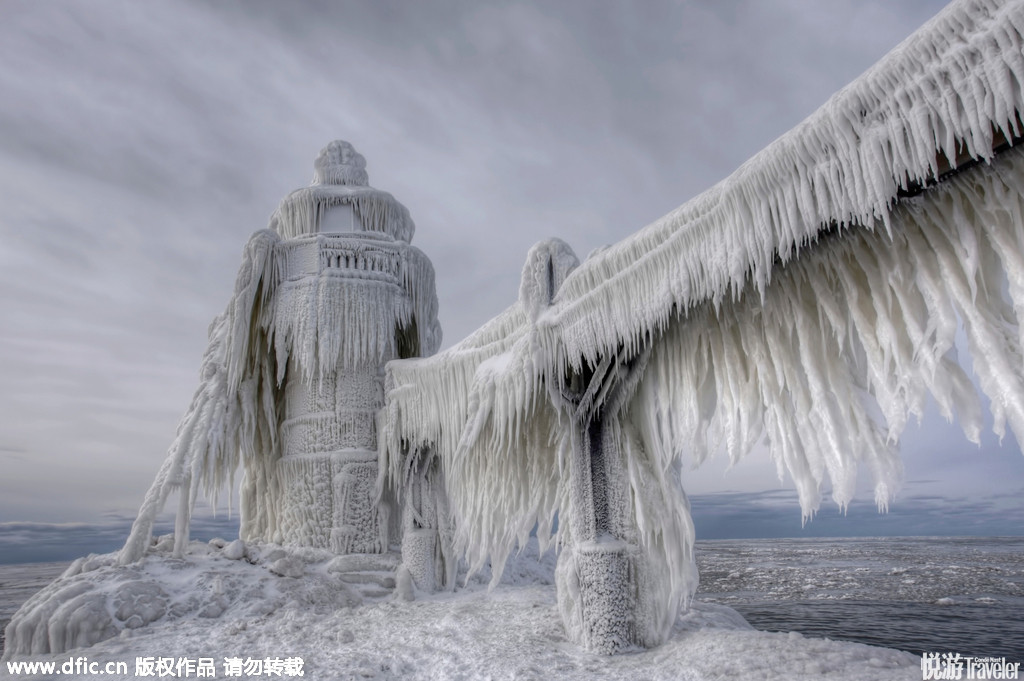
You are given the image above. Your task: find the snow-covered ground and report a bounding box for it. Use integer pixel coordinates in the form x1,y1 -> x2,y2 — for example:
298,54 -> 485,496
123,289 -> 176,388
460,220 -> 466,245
3,538 -> 921,680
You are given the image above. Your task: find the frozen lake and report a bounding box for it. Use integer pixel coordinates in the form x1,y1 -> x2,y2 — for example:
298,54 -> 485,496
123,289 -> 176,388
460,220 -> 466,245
0,561 -> 67,655
695,536 -> 1024,661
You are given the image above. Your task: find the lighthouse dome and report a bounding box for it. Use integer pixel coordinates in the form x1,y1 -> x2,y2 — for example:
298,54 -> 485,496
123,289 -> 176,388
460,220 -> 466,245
271,140 -> 415,243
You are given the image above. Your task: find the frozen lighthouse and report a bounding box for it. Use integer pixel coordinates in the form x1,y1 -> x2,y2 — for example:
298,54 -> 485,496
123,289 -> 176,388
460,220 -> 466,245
9,0 -> 1024,664
255,140 -> 441,553
119,141 -> 441,562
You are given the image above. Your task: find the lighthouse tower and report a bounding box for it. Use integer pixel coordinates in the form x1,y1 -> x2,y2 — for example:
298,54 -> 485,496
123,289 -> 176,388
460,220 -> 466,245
258,140 -> 441,554
117,141 -> 441,566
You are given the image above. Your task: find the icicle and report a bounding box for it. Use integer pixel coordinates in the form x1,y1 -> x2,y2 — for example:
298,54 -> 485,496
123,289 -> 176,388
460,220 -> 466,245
528,0 -> 1024,372
381,142 -> 1024,649
273,187 -> 415,243
122,208 -> 445,560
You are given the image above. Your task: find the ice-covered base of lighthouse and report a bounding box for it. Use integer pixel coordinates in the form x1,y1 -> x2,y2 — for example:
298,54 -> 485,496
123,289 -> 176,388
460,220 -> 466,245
276,360 -> 387,554
1,537 -> 921,680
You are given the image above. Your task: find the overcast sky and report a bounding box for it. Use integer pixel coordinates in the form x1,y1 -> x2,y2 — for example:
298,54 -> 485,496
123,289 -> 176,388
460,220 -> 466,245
2,0 -> 1022,563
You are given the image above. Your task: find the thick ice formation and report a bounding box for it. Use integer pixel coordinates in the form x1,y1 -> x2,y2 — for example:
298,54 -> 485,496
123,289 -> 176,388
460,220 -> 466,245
380,0 -> 1024,653
1,537 -> 924,680
383,238 -> 697,651
4,538 -> 366,658
120,141 -> 441,566
538,0 -> 1024,371
12,0 -> 1024,661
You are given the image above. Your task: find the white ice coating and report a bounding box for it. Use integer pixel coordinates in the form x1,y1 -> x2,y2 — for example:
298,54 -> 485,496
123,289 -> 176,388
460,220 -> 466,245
541,0 -> 1024,372
120,143 -> 440,565
382,239 -> 697,650
380,0 -> 1024,652
39,0 -> 1017,658
272,141 -> 415,244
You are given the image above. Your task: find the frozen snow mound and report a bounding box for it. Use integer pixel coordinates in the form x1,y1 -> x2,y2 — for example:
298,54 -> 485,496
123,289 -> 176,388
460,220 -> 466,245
2,536 -> 921,680
2,537 -> 365,659
2,592 -> 921,680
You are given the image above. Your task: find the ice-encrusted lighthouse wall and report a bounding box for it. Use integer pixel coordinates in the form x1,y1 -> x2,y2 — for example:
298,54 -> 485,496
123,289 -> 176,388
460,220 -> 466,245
266,142 -> 440,552
119,141 -> 440,562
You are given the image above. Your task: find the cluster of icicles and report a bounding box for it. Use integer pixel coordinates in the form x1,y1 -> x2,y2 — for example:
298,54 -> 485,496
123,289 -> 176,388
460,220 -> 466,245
120,222 -> 440,563
381,0 -> 1024,648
